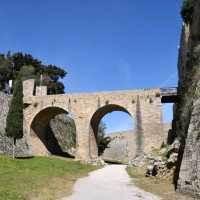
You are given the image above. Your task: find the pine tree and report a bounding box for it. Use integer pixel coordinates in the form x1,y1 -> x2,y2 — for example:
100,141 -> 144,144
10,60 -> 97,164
6,78 -> 23,158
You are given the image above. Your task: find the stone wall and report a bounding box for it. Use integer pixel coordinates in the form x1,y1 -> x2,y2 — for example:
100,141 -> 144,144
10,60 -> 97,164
174,0 -> 200,196
102,124 -> 171,163
102,130 -> 136,162
0,92 -> 31,156
0,92 -> 11,154
177,24 -> 190,85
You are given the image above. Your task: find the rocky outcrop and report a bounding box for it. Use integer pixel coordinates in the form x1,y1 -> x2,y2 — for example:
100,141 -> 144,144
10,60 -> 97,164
173,0 -> 200,196
145,139 -> 180,179
49,114 -> 76,157
177,95 -> 200,195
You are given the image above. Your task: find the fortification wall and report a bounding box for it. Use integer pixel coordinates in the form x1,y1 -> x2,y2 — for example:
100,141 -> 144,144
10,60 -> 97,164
174,1 -> 200,196
0,92 -> 32,156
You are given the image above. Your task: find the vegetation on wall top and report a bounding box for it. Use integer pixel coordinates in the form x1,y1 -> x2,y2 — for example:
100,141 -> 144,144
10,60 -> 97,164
0,52 -> 67,94
181,0 -> 194,25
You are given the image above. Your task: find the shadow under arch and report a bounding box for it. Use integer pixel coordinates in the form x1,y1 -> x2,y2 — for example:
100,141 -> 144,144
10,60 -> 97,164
89,104 -> 133,159
30,106 -> 76,157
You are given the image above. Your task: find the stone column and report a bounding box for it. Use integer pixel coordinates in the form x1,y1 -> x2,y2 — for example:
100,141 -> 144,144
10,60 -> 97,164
88,125 -> 98,160
36,86 -> 47,96
74,115 -> 91,161
23,79 -> 35,97
137,95 -> 163,154
135,96 -> 144,155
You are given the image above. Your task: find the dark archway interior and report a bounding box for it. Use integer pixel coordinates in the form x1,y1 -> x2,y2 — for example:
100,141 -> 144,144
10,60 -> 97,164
90,104 -> 131,141
31,107 -> 75,157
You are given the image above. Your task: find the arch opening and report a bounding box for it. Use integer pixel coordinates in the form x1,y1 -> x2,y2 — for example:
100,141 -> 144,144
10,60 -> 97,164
89,104 -> 135,162
30,107 -> 76,157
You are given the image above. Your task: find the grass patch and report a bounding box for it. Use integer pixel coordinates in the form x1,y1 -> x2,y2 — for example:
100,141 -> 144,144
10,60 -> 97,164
127,166 -> 195,200
0,155 -> 98,200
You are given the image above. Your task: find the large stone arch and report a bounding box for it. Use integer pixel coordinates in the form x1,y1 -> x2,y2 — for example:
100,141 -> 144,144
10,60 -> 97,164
88,104 -> 134,160
30,106 -> 76,156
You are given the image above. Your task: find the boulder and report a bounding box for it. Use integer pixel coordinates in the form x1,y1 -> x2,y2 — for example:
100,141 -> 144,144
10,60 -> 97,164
50,114 -> 76,157
129,154 -> 147,167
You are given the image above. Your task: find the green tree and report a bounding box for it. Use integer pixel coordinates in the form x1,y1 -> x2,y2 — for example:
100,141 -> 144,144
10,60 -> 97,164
0,52 -> 67,94
97,122 -> 111,156
181,0 -> 194,25
6,78 -> 23,159
0,54 -> 12,90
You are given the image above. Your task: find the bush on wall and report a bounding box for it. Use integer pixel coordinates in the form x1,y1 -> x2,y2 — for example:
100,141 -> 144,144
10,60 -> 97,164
181,0 -> 194,25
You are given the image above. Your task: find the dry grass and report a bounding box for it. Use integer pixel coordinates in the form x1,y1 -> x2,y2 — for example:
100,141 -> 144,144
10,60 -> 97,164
127,166 -> 196,200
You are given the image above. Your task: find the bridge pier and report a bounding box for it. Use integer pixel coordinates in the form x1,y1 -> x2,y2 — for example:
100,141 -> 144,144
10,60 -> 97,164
75,119 -> 99,162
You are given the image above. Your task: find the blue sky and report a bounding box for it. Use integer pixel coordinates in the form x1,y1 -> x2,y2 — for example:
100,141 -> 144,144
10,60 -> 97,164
0,0 -> 182,133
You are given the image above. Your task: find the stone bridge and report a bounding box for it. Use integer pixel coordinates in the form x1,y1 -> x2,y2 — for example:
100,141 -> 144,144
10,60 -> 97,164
23,79 -> 174,162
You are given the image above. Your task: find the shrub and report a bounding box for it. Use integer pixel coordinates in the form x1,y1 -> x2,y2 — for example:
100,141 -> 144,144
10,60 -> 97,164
97,122 -> 111,156
181,0 -> 194,25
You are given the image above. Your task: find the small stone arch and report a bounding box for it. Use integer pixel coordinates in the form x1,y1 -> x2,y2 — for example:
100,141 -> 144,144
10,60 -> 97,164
30,106 -> 76,157
88,104 -> 134,159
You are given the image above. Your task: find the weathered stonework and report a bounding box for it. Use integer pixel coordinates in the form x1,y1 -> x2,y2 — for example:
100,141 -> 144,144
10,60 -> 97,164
177,96 -> 200,196
23,79 -> 35,97
102,130 -> 136,162
0,78 -> 169,161
0,92 -> 32,156
177,24 -> 190,85
174,0 -> 200,196
36,86 -> 47,96
23,82 -> 165,162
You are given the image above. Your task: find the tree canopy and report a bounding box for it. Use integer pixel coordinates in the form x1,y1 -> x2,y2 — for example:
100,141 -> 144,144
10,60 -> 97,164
0,52 -> 67,94
181,0 -> 194,25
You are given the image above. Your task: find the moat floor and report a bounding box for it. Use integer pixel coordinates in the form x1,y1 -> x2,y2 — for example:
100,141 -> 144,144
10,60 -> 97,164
63,165 -> 160,200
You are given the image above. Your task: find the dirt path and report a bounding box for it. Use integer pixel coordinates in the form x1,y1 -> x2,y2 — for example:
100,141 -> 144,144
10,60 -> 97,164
62,165 -> 160,200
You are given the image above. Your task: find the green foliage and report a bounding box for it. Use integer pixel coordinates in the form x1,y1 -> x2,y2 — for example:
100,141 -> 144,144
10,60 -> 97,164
6,78 -> 23,139
47,81 -> 65,94
0,52 -> 67,94
181,0 -> 194,25
97,122 -> 111,156
0,54 -> 13,90
18,65 -> 36,80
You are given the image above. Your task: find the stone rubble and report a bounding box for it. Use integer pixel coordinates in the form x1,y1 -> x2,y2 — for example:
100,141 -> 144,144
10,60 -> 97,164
145,139 -> 180,179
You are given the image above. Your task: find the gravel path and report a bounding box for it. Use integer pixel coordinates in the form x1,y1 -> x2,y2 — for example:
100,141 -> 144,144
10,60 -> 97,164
62,165 -> 160,200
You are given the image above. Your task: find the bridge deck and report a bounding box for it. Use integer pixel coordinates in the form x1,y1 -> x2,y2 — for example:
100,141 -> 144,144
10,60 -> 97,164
160,87 -> 178,103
